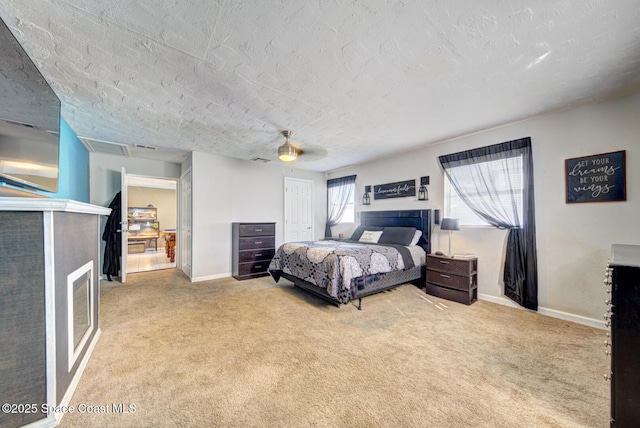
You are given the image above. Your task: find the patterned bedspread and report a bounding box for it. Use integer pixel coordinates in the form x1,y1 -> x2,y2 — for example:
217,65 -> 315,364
268,240 -> 414,304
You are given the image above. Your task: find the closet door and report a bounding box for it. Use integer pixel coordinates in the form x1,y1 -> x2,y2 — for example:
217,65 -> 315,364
284,177 -> 314,242
180,168 -> 192,278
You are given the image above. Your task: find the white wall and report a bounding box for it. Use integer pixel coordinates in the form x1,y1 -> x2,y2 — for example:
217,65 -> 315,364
89,152 -> 182,207
328,93 -> 640,327
188,151 -> 326,281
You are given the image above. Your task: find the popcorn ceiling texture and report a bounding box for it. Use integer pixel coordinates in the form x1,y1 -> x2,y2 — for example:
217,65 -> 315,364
1,0 -> 640,170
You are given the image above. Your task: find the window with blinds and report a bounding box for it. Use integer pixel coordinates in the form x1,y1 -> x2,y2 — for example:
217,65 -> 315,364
444,155 -> 524,227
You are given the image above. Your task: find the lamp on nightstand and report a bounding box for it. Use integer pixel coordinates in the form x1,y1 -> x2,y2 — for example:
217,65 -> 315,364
440,218 -> 460,255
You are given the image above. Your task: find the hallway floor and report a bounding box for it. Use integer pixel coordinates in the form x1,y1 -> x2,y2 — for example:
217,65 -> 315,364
127,248 -> 176,274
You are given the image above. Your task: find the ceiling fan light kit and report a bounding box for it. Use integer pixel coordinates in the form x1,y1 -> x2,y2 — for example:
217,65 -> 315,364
278,130 -> 298,162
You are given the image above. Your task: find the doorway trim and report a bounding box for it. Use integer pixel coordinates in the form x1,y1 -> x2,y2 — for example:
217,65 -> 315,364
122,173 -> 179,279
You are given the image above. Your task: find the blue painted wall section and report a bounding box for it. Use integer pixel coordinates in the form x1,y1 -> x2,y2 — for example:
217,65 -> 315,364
54,118 -> 90,202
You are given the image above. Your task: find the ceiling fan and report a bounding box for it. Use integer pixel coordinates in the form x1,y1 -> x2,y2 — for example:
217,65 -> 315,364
276,130 -> 327,163
278,130 -> 298,162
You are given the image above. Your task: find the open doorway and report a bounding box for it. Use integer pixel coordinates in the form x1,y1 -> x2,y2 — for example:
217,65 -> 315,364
125,175 -> 178,274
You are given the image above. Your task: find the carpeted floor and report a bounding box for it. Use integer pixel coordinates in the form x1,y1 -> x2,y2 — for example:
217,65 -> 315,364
58,269 -> 609,427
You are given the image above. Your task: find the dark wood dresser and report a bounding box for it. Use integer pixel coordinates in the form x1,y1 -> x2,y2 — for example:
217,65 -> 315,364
425,254 -> 477,305
606,244 -> 640,427
232,222 -> 276,280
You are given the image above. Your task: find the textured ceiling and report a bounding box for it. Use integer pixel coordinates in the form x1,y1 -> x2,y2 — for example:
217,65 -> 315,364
1,1 -> 640,171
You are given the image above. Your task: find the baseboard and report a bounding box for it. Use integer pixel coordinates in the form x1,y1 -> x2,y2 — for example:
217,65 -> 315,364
478,294 -> 606,330
55,328 -> 102,424
190,272 -> 231,282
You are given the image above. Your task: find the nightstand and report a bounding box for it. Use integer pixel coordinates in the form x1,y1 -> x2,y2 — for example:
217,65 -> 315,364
426,254 -> 477,305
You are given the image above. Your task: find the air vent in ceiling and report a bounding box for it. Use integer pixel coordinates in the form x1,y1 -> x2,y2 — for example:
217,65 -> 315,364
134,143 -> 157,150
79,137 -> 130,157
250,157 -> 271,163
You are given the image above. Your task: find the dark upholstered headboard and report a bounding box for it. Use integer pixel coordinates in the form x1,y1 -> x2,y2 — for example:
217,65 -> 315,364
359,209 -> 432,254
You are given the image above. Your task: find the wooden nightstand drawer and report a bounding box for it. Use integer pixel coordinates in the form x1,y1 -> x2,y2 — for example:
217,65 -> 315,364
426,282 -> 477,305
426,269 -> 475,291
427,256 -> 477,276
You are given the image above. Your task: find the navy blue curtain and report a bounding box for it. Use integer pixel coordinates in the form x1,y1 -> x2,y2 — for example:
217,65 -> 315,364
439,137 -> 538,310
325,175 -> 356,238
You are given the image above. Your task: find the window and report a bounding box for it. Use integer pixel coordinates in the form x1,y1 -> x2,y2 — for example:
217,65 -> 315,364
328,182 -> 355,223
444,155 -> 524,227
439,137 -> 538,310
325,175 -> 357,237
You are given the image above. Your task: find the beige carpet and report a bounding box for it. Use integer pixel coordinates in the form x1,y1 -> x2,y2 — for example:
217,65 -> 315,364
59,269 -> 609,427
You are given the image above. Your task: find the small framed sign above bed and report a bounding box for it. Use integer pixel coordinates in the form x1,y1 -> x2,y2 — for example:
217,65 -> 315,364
565,150 -> 626,203
373,179 -> 416,200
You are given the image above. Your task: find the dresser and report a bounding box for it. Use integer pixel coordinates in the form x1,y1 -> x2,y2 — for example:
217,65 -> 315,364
605,244 -> 640,427
232,222 -> 276,280
425,254 -> 478,305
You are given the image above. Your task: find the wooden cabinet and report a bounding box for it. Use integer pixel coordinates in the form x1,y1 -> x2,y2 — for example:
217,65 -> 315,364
232,223 -> 276,280
606,244 -> 640,427
426,254 -> 477,305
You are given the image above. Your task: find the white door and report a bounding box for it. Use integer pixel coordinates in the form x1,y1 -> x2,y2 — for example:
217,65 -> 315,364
180,168 -> 192,278
284,177 -> 314,242
120,167 -> 128,283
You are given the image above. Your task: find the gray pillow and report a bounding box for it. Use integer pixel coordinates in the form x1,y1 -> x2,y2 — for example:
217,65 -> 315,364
350,225 -> 384,241
378,227 -> 417,246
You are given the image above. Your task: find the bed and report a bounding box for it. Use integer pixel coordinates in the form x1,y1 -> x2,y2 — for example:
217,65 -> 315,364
268,209 -> 432,309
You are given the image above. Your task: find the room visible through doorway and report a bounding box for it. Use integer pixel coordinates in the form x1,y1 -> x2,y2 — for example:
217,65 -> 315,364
126,175 -> 178,274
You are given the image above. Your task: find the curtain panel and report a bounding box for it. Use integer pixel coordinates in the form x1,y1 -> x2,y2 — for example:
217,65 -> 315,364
438,137 -> 538,310
325,175 -> 356,238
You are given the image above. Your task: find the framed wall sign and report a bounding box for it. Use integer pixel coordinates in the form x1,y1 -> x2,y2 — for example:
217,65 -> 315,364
373,179 -> 416,200
565,150 -> 626,203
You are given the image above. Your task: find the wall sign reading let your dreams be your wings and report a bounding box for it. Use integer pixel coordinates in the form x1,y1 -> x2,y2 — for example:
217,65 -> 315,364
565,150 -> 626,203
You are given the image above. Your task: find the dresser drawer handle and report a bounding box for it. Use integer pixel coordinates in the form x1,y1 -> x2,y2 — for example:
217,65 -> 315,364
440,274 -> 451,279
255,228 -> 263,232
439,260 -> 450,264
255,253 -> 262,257
254,265 -> 263,269
255,241 -> 262,244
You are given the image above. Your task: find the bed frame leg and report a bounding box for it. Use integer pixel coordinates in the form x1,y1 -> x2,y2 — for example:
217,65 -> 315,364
357,298 -> 362,310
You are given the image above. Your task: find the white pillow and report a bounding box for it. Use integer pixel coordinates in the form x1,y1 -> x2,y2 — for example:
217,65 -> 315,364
409,230 -> 423,246
359,230 -> 383,243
